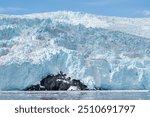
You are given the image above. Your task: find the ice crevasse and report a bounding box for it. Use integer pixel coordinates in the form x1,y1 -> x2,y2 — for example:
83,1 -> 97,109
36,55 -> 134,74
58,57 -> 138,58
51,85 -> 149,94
0,11 -> 150,90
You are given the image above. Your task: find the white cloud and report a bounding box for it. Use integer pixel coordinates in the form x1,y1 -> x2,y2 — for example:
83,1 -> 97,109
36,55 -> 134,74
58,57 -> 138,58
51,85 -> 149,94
143,10 -> 150,16
0,7 -> 26,12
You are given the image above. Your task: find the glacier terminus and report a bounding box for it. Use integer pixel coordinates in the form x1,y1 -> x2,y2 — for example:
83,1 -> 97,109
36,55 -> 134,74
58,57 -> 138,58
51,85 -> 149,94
0,11 -> 150,90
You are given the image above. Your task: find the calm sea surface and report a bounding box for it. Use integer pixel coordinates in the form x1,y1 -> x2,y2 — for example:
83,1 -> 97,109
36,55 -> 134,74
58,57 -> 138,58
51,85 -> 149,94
0,90 -> 150,100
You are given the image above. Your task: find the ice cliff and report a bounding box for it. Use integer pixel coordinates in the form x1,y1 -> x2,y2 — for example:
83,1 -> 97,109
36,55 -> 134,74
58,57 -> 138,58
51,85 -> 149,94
0,11 -> 150,90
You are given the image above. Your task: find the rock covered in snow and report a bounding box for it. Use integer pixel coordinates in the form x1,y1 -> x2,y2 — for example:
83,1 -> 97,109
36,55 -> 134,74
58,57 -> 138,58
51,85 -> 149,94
24,71 -> 88,91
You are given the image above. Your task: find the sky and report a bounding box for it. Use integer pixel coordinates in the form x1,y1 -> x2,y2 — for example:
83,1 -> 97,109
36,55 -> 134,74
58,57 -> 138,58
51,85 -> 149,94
0,0 -> 150,18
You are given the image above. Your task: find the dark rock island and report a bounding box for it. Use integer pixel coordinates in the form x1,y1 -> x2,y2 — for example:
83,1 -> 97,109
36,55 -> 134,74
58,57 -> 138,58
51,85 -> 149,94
24,71 -> 88,91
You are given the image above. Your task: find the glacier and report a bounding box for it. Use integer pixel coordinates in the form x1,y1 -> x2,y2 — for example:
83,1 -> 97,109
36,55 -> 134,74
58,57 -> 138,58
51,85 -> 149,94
0,11 -> 150,90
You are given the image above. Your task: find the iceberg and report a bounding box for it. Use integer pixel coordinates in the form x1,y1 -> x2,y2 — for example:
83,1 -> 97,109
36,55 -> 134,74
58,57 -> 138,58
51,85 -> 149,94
0,11 -> 150,90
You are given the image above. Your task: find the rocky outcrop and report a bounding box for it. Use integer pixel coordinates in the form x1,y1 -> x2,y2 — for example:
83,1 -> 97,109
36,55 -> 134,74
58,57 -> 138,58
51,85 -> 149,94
24,71 -> 88,91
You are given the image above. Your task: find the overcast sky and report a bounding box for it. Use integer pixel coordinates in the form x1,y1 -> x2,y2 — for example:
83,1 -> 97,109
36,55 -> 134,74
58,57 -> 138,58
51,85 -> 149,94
0,0 -> 150,17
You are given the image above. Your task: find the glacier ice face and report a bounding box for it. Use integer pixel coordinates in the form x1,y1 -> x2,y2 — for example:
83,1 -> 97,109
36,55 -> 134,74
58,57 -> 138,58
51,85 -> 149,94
0,11 -> 150,90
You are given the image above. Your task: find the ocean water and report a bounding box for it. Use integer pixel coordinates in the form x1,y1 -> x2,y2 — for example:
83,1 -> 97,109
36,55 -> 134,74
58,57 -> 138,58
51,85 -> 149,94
0,90 -> 150,100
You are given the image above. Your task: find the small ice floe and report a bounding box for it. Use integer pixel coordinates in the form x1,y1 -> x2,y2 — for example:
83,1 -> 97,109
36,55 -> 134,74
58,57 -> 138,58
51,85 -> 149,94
67,86 -> 80,91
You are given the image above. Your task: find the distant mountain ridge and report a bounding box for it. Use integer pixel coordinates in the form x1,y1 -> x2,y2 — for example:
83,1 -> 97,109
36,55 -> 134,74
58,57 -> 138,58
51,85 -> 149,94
1,11 -> 150,38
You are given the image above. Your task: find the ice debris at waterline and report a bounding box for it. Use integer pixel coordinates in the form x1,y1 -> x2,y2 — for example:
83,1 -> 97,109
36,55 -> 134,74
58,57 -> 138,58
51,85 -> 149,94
0,11 -> 150,90
24,71 -> 88,91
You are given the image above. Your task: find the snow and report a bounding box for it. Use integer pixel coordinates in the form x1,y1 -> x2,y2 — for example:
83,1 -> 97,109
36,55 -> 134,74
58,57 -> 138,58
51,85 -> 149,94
1,11 -> 150,38
0,11 -> 150,90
